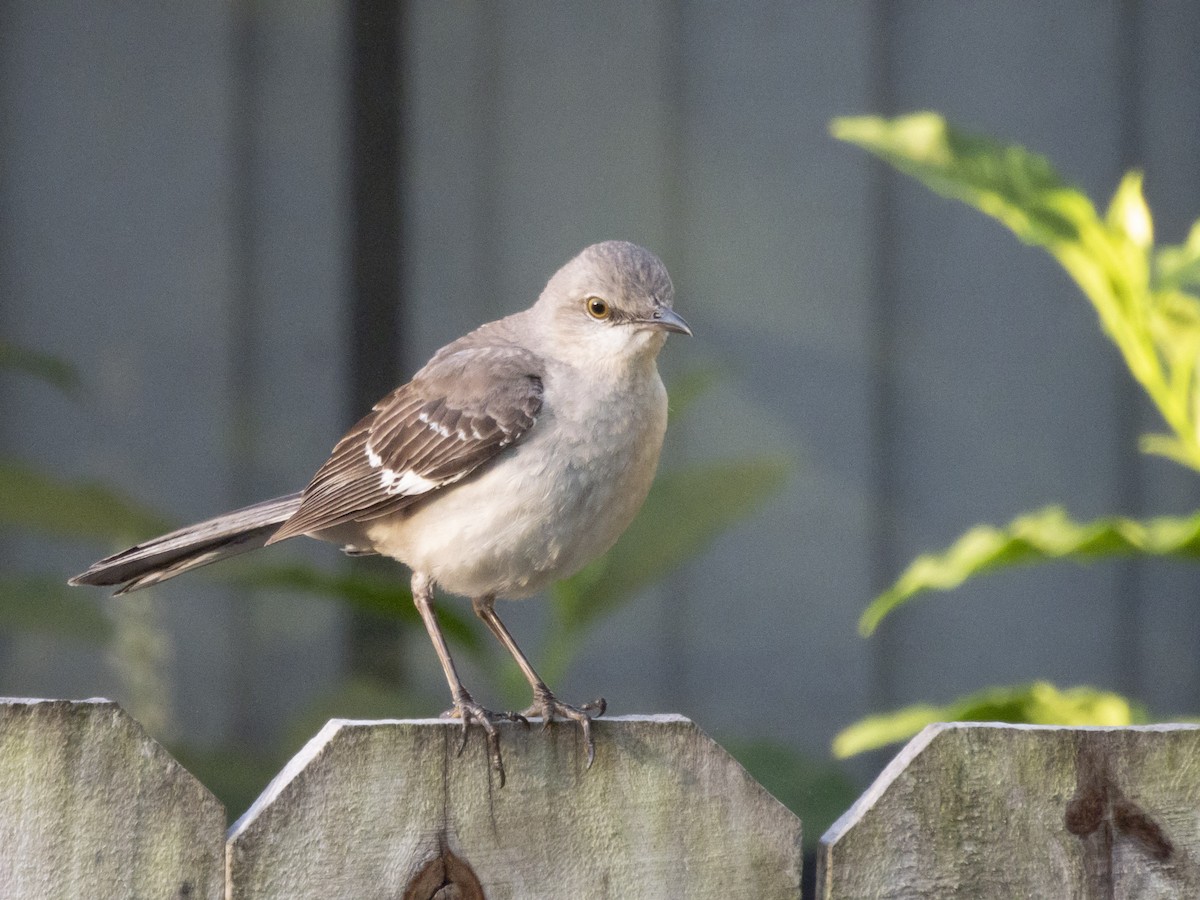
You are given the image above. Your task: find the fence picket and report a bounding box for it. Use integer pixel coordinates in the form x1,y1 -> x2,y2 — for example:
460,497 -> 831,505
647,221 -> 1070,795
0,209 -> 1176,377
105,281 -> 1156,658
818,722 -> 1200,898
0,697 -> 224,899
7,698 -> 1199,897
226,714 -> 803,899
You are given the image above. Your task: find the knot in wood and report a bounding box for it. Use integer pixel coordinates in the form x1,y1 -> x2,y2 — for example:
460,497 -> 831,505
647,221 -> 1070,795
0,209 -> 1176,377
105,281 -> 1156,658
403,847 -> 485,900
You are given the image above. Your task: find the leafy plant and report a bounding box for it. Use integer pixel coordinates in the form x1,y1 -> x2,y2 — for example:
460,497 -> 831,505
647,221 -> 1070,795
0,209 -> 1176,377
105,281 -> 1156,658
860,505 -> 1200,635
722,736 -> 859,853
833,112 -> 1200,629
0,340 -> 81,396
833,681 -> 1145,759
0,460 -> 171,542
0,354 -> 169,643
537,456 -> 789,688
0,576 -> 113,641
829,112 -> 1200,754
0,346 -> 179,737
230,563 -> 484,658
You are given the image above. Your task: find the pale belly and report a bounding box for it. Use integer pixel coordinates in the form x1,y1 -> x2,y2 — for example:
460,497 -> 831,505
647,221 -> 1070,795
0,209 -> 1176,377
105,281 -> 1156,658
362,381 -> 668,599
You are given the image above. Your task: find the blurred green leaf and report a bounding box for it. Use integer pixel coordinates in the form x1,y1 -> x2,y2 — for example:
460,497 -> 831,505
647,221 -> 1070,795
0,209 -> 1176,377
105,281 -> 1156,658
288,675 -> 437,734
1156,219 -> 1200,293
665,367 -> 723,422
861,506 -> 1200,634
0,576 -> 113,642
230,563 -> 485,659
175,675 -> 446,823
833,681 -> 1145,758
834,113 -> 1200,633
831,112 -> 1089,247
537,457 -> 788,685
169,743 -> 281,826
552,458 -> 790,637
722,737 -> 859,852
0,341 -> 80,395
0,461 -> 170,543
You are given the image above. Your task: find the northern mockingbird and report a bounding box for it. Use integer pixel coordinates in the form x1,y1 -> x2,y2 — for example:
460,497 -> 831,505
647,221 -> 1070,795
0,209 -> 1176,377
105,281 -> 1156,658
71,240 -> 690,784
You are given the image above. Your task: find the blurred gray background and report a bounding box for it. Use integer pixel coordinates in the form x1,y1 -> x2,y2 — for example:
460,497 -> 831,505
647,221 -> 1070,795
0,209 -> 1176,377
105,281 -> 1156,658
3,1 -> 1200,822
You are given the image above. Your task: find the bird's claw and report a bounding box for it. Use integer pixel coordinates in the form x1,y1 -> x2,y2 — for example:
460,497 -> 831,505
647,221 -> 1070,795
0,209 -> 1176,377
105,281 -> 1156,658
440,688 -> 606,782
521,686 -> 607,769
441,694 -> 525,787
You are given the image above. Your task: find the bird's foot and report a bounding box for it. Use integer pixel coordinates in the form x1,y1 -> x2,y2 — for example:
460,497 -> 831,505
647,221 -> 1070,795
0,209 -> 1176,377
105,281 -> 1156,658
441,692 -> 528,787
521,685 -> 607,769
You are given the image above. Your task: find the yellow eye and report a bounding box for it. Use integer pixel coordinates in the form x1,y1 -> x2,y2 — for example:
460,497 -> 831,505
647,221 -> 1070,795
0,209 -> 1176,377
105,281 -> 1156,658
586,296 -> 611,320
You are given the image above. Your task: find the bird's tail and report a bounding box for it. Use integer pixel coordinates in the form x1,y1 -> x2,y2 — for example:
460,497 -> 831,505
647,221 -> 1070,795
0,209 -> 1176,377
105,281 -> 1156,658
69,493 -> 304,595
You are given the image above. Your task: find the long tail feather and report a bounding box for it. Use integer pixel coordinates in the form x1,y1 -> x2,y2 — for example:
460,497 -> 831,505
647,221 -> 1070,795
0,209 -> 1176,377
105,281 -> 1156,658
69,493 -> 304,595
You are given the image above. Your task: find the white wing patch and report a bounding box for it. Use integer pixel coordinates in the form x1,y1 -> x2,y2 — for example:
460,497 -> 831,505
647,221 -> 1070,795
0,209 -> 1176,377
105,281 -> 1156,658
363,441 -> 442,497
359,384 -> 536,500
417,410 -> 454,438
415,409 -> 491,441
379,466 -> 438,495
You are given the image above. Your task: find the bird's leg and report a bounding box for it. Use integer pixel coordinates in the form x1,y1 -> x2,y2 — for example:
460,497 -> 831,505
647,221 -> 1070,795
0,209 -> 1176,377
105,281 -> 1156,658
411,573 -> 522,786
471,594 -> 606,768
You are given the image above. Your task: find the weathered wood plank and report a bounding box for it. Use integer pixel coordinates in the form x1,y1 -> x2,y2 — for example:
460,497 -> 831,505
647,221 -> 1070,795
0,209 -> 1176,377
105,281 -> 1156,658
818,723 -> 1200,898
227,714 -> 802,898
0,697 -> 224,899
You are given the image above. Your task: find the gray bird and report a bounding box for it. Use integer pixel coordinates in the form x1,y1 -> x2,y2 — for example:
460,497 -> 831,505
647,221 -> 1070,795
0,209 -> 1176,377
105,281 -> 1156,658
71,240 -> 690,784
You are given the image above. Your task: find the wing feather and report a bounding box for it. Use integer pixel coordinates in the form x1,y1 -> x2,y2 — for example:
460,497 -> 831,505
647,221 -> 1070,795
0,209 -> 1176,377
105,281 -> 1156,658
269,334 -> 544,543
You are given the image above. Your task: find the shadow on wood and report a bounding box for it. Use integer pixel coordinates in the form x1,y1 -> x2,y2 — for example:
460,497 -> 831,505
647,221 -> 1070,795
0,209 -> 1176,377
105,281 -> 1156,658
818,722 -> 1200,898
226,714 -> 803,898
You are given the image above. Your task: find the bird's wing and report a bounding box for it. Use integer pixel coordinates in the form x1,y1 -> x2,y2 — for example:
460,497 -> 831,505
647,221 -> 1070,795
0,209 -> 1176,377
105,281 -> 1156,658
268,338 -> 544,543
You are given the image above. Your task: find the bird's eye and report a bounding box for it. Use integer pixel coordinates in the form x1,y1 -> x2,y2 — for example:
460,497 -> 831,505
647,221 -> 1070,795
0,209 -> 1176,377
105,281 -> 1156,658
586,297 -> 610,320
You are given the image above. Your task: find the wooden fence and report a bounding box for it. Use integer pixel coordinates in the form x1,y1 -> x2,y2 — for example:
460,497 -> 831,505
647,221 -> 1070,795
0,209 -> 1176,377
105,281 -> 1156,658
1,698 -> 1197,898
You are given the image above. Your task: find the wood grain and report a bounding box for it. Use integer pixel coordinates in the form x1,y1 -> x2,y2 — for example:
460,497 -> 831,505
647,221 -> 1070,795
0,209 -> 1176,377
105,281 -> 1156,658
819,723 -> 1200,898
227,714 -> 803,899
0,697 -> 224,899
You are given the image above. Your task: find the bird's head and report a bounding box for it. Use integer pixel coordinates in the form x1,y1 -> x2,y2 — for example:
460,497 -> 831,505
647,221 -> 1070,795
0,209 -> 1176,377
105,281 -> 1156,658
536,241 -> 691,370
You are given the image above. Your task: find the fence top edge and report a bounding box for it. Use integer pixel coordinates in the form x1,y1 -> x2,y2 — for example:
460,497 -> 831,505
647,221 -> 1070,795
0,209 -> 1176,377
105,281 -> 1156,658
320,713 -> 693,729
931,720 -> 1200,735
227,713 -> 697,840
0,696 -> 116,708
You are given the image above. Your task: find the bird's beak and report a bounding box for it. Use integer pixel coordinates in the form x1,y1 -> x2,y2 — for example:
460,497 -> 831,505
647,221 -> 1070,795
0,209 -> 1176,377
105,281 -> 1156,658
644,307 -> 693,336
